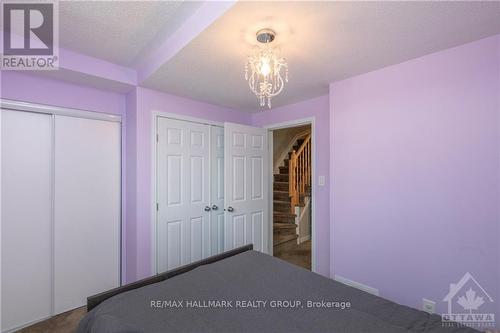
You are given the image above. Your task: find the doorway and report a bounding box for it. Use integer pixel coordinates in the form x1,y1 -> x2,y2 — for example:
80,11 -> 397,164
268,121 -> 314,270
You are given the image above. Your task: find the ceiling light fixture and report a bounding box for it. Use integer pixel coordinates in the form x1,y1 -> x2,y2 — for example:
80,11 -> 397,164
245,29 -> 288,109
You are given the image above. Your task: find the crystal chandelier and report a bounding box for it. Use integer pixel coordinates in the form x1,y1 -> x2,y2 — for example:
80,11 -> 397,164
245,29 -> 288,108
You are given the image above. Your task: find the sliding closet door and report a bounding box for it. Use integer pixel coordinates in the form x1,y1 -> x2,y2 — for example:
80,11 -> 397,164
224,122 -> 269,253
210,126 -> 225,255
1,110 -> 53,331
53,116 -> 120,314
157,118 -> 211,273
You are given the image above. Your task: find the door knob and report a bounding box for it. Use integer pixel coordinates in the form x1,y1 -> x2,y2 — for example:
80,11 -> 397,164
211,204 -> 218,210
204,206 -> 211,212
227,206 -> 234,212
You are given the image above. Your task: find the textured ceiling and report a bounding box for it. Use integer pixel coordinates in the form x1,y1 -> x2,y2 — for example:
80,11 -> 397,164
59,1 -> 203,66
141,1 -> 500,112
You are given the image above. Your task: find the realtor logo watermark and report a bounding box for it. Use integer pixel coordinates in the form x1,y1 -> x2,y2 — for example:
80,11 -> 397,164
1,1 -> 59,70
442,272 -> 495,329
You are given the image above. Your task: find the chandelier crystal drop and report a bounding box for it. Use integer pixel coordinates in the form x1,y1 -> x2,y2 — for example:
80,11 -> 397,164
245,29 -> 288,109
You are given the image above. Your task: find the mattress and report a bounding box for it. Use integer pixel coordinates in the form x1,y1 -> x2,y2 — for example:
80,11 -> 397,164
77,250 -> 478,333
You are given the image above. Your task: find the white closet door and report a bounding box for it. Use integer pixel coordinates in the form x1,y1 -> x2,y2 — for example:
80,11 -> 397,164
224,123 -> 269,253
53,115 -> 120,314
157,118 -> 210,273
1,110 -> 53,331
210,126 -> 225,255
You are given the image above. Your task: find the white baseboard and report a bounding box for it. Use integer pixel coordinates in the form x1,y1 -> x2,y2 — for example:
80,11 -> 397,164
334,275 -> 379,296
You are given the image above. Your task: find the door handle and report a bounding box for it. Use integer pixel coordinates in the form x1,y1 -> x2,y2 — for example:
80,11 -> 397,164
211,204 -> 218,210
204,206 -> 211,212
226,206 -> 234,212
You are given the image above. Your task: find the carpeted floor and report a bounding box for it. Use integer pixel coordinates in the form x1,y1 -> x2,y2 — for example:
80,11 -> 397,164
18,307 -> 86,333
273,239 -> 311,270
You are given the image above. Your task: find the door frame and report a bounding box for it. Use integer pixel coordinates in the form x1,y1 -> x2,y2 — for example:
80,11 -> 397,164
150,111 -> 223,275
263,117 -> 317,273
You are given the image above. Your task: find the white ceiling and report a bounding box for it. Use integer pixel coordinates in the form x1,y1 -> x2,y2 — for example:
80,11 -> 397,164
141,1 -> 500,112
59,1 -> 203,66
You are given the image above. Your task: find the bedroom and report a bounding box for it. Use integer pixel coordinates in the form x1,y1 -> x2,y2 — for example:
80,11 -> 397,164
1,1 -> 499,332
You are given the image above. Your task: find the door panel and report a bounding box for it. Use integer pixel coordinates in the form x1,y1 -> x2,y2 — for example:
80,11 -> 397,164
232,156 -> 246,201
157,118 -> 210,273
53,115 -> 121,314
1,110 -> 53,331
191,217 -> 203,261
224,123 -> 269,253
217,214 -> 225,253
210,126 -> 225,256
233,214 -> 246,248
251,157 -> 263,199
252,211 -> 264,251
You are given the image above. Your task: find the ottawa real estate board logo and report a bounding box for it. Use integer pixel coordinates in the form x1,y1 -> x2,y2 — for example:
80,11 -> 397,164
1,1 -> 59,70
442,272 -> 495,330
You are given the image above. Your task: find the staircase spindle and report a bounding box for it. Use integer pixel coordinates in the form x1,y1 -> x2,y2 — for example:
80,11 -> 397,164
288,134 -> 312,213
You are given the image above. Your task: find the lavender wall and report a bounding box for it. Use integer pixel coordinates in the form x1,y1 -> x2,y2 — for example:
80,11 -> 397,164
124,89 -> 138,281
1,72 -> 126,115
252,95 -> 331,277
330,35 -> 500,317
129,87 -> 252,280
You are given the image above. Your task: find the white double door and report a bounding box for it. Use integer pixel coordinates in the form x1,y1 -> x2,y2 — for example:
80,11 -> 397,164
156,119 -> 268,273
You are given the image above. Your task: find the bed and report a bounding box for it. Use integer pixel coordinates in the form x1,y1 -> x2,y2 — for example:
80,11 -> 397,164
77,245 -> 478,333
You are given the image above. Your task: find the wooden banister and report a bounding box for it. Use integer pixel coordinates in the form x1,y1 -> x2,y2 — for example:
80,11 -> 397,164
289,134 -> 311,213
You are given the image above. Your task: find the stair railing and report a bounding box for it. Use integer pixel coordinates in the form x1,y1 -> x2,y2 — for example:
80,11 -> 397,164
289,134 -> 312,213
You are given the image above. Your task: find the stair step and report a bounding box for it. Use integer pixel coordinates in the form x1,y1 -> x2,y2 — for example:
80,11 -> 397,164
273,212 -> 296,218
273,234 -> 298,247
273,191 -> 290,201
273,212 -> 296,223
274,226 -> 296,237
273,182 -> 288,191
274,200 -> 291,212
273,223 -> 296,230
274,174 -> 288,182
274,223 -> 296,232
279,166 -> 289,174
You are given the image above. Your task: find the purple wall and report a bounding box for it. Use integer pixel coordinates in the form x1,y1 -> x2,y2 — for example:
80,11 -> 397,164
252,95 -> 331,277
1,72 -> 126,115
329,35 -> 500,317
124,89 -> 138,281
128,87 -> 252,280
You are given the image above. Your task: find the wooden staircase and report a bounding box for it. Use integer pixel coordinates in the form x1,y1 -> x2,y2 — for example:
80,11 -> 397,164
273,135 -> 312,247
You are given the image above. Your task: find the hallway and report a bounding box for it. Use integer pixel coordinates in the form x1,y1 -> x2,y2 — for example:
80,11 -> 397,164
273,240 -> 311,270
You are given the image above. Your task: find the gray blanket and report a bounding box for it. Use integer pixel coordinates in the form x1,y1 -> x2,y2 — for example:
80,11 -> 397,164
77,251 -> 477,333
